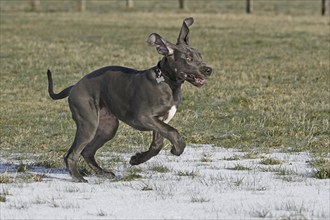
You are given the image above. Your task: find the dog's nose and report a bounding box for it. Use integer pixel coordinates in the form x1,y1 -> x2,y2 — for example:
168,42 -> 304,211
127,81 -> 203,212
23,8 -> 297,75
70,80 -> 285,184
200,66 -> 212,76
204,67 -> 212,76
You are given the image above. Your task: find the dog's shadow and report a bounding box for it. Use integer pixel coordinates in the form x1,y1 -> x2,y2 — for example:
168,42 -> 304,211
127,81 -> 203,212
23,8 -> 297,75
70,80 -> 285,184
0,162 -> 74,182
0,162 -> 126,183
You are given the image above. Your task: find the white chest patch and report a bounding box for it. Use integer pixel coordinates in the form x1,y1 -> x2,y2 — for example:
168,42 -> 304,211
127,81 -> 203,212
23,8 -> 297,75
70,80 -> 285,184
163,106 -> 177,124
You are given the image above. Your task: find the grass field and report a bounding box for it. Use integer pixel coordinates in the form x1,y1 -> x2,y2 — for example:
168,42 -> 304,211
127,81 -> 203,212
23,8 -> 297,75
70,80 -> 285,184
0,1 -> 329,172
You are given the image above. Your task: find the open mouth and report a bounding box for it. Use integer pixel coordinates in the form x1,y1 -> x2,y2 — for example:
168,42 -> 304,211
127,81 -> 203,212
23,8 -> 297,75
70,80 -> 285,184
185,73 -> 205,87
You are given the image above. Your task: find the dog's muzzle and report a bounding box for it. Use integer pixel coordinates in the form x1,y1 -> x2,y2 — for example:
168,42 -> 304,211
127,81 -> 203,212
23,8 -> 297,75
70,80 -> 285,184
184,66 -> 212,87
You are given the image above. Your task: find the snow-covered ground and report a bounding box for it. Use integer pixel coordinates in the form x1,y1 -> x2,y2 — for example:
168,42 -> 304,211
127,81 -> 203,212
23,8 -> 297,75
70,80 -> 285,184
1,145 -> 329,219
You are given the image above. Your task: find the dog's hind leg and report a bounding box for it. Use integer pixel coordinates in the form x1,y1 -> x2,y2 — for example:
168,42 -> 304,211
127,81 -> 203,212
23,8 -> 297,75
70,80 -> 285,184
64,97 -> 99,182
81,108 -> 119,178
129,131 -> 164,165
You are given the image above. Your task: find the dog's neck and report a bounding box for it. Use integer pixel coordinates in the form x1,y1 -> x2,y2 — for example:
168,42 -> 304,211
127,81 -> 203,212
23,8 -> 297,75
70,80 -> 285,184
156,59 -> 184,90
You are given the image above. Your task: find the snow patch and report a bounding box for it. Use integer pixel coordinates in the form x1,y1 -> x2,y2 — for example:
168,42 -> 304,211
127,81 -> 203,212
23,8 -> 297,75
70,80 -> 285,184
1,145 -> 329,219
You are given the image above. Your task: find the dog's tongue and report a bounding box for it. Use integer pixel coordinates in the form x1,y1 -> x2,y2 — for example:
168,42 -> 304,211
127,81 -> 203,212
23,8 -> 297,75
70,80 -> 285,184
195,77 -> 205,85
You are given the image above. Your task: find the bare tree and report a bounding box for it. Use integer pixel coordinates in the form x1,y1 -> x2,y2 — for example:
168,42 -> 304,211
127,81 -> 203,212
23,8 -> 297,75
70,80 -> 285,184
29,0 -> 39,12
127,0 -> 134,9
179,0 -> 187,10
77,0 -> 86,12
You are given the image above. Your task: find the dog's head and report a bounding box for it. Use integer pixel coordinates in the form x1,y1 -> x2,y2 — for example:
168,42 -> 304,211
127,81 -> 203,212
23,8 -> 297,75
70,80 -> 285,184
147,17 -> 212,87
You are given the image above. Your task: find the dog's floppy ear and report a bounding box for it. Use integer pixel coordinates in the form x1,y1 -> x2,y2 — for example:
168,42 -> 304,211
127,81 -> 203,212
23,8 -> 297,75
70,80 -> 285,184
147,33 -> 174,56
177,17 -> 194,45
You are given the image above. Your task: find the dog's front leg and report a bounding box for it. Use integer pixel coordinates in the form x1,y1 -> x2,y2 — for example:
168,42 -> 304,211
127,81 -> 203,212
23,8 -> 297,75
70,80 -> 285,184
162,125 -> 186,156
130,131 -> 164,165
135,116 -> 186,160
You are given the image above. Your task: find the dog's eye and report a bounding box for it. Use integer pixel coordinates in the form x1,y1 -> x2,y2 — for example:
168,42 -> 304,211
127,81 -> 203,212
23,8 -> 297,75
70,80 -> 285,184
186,57 -> 193,62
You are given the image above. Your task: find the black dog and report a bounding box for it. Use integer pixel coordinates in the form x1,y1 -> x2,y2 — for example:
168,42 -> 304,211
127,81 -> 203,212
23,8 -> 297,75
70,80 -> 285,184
47,17 -> 212,182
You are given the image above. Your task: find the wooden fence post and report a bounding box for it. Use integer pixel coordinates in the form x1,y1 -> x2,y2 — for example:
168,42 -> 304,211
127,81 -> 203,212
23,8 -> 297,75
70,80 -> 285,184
246,0 -> 252,13
127,0 -> 134,9
77,0 -> 86,12
29,0 -> 39,12
179,0 -> 187,10
321,0 -> 327,15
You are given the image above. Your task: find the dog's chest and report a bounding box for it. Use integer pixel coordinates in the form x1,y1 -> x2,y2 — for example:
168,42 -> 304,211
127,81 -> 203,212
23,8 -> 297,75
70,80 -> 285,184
161,106 -> 177,124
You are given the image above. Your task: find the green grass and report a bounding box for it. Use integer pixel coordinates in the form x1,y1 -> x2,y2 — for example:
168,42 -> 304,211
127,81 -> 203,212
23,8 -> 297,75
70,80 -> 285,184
273,168 -> 296,176
120,167 -> 143,181
16,163 -> 31,172
309,158 -> 330,179
243,152 -> 263,160
226,164 -> 252,171
150,164 -> 170,173
141,184 -> 153,191
260,158 -> 283,165
176,170 -> 199,178
0,171 -> 45,184
201,153 -> 212,163
0,172 -> 13,184
33,159 -> 63,169
223,155 -> 241,161
0,1 -> 329,166
190,196 -> 210,203
0,194 -> 6,203
0,189 -> 9,203
314,167 -> 330,179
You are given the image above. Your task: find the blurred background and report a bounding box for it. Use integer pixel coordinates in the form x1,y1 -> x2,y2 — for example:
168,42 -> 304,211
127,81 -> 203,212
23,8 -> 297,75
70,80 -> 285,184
0,0 -> 328,15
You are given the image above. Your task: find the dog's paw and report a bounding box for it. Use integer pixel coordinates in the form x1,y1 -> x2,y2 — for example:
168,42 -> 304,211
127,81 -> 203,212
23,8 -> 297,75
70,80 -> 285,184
171,138 -> 186,156
170,146 -> 184,156
72,176 -> 88,183
129,153 -> 142,165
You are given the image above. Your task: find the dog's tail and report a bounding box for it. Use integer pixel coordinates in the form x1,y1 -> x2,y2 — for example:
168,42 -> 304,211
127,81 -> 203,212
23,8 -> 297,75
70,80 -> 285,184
47,69 -> 74,100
